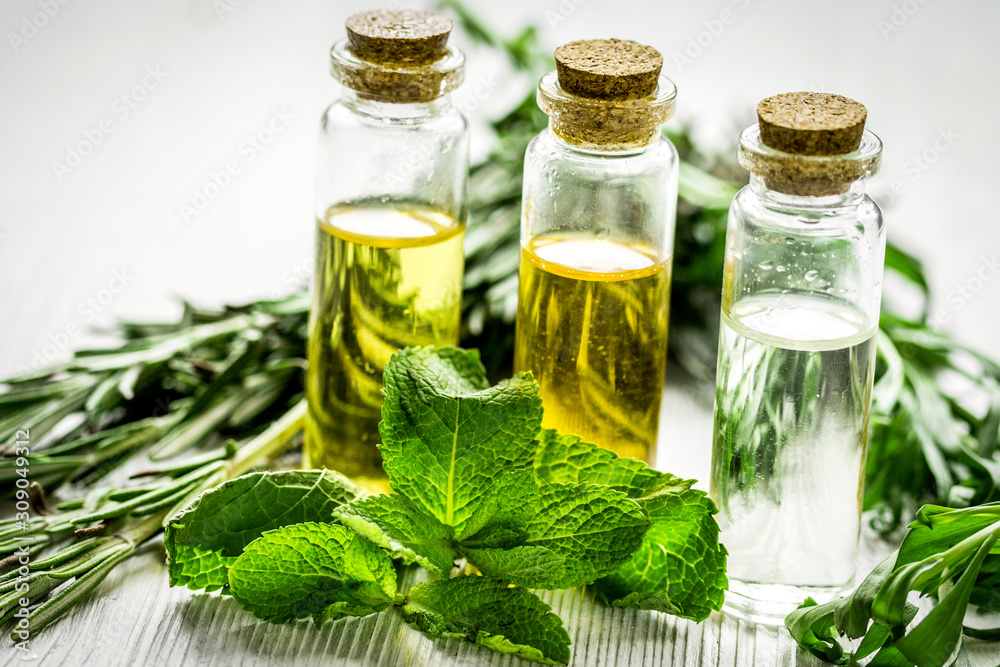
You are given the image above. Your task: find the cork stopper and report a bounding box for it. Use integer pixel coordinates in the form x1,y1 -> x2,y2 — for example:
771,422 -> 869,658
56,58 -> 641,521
757,92 -> 867,156
331,10 -> 464,103
345,10 -> 452,65
739,92 -> 880,197
554,39 -> 663,100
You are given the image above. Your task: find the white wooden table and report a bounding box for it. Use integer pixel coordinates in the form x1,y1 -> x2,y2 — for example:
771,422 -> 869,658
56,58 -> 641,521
9,544 -> 1000,666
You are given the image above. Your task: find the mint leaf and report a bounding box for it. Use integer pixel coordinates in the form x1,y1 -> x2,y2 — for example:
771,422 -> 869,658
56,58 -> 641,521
534,431 -> 726,620
463,483 -> 649,589
593,489 -> 728,621
228,522 -> 396,625
402,576 -> 571,665
167,543 -> 238,594
379,347 -> 542,535
534,429 -> 685,498
166,470 -> 361,592
333,494 -> 456,576
458,468 -> 539,548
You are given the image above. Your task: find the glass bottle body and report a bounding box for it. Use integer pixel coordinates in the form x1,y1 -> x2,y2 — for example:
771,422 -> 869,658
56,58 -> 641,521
710,172 -> 885,622
514,129 -> 678,463
305,91 -> 468,492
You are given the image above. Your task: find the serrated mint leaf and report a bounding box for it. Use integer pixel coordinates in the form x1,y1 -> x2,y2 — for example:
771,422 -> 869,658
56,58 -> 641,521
166,470 -> 361,591
333,494 -> 456,576
463,483 -> 649,589
379,347 -> 543,535
228,522 -> 396,625
534,429 -> 692,499
402,576 -> 571,665
532,431 -> 726,620
167,543 -> 239,594
458,468 -> 539,548
593,488 -> 727,621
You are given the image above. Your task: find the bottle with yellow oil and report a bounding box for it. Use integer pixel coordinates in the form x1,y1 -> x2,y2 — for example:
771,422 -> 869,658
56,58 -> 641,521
515,40 -> 679,464
306,10 -> 469,491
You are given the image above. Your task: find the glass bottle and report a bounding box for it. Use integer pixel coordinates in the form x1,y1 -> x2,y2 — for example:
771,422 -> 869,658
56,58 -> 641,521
305,10 -> 469,492
709,92 -> 885,623
514,39 -> 678,464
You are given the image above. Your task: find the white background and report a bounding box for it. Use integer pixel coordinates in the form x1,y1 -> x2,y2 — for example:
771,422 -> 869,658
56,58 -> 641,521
2,0 -> 998,435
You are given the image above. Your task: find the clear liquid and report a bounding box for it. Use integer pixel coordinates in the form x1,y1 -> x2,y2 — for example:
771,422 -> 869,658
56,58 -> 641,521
710,292 -> 877,623
514,236 -> 671,463
304,206 -> 464,493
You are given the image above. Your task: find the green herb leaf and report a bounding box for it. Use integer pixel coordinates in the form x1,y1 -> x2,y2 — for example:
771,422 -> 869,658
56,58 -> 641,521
379,347 -> 542,535
895,531 -> 999,667
458,468 -> 539,548
228,522 -> 396,625
897,503 -> 1000,567
784,598 -> 846,664
883,242 -> 931,318
463,482 -> 648,589
785,503 -> 1000,665
165,470 -> 360,591
593,489 -> 728,621
533,429 -> 681,498
333,494 -> 456,576
834,557 -> 897,639
867,645 -> 916,667
785,558 -> 911,664
402,575 -> 571,665
534,431 -> 726,620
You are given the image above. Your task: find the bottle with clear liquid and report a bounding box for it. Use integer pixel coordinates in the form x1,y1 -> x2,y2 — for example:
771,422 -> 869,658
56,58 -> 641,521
305,10 -> 469,492
515,39 -> 679,464
710,92 -> 885,623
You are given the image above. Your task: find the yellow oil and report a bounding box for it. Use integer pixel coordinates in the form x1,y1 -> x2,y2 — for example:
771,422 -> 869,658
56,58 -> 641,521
305,205 -> 464,492
514,235 -> 671,463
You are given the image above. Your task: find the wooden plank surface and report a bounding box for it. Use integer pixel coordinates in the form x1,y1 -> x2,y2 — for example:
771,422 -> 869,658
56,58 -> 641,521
9,541 -> 999,667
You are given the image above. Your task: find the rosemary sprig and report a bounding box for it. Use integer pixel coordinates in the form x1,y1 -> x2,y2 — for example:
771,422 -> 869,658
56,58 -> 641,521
0,295 -> 308,496
1,401 -> 305,636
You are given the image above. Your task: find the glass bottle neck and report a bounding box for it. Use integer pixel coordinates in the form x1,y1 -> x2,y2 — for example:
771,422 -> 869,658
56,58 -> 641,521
748,174 -> 867,210
341,89 -> 454,122
546,125 -> 664,156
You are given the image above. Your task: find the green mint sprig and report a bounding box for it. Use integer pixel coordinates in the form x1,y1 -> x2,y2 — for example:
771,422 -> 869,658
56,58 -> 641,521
165,346 -> 727,665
